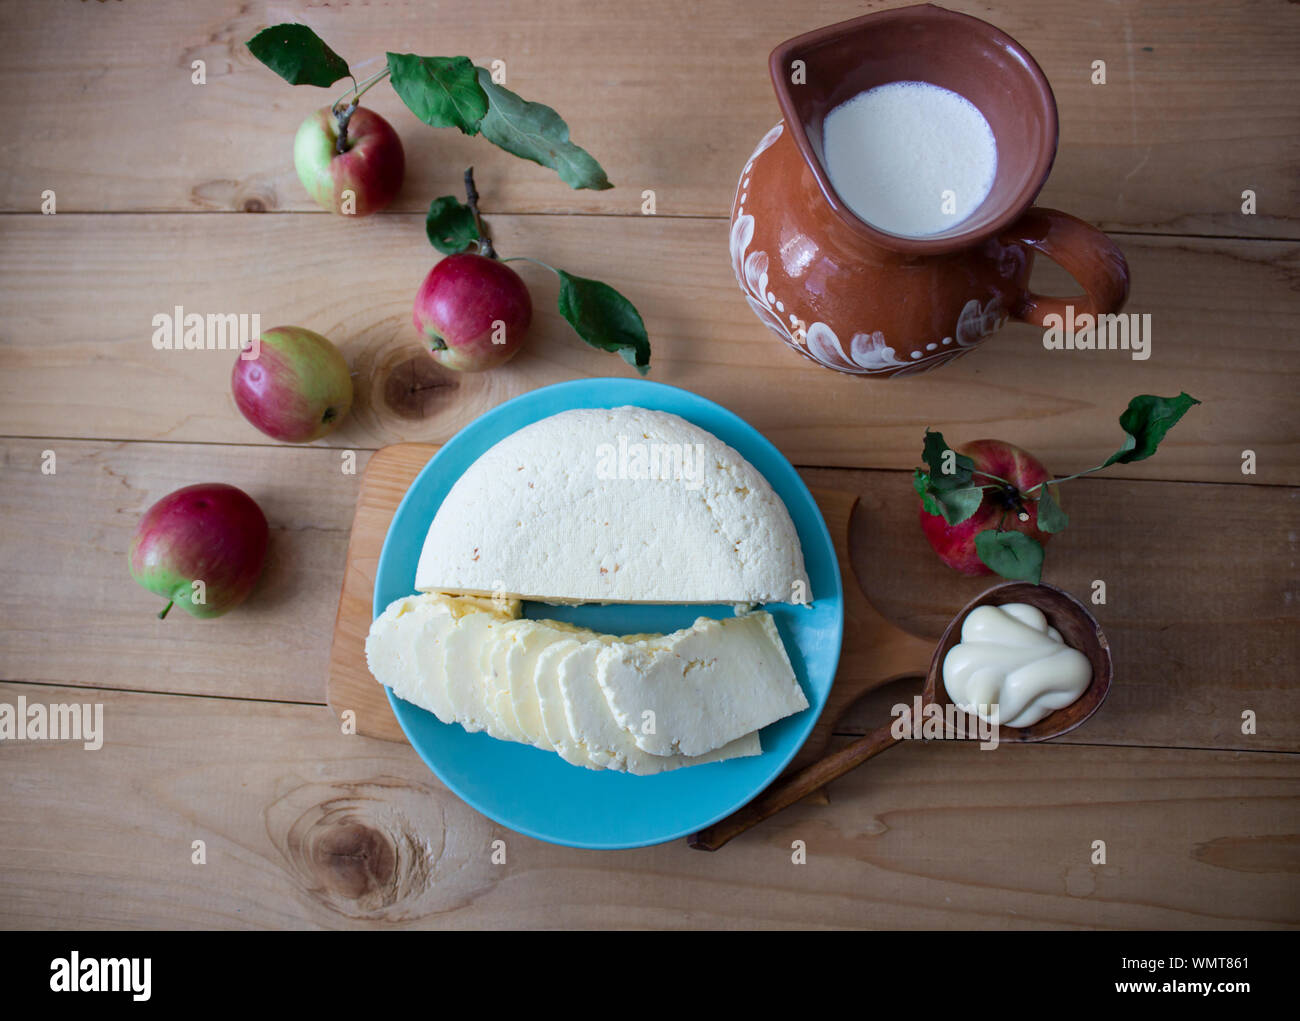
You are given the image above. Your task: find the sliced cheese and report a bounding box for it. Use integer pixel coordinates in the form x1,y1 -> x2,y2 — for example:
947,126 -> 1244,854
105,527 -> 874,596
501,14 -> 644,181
595,612 -> 808,757
556,641 -> 622,769
556,638 -> 762,775
414,406 -> 810,605
534,637 -> 598,768
480,626 -> 529,742
442,608 -> 516,737
501,619 -> 596,749
366,595 -> 794,775
366,593 -> 519,724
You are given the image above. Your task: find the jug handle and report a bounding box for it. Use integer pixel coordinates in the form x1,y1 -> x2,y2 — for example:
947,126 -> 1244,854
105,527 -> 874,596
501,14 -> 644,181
1001,207 -> 1130,326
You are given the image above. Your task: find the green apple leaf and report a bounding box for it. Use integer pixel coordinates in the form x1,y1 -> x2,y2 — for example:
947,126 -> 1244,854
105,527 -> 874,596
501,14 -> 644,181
934,485 -> 983,526
246,24 -> 350,87
556,271 -> 650,373
387,54 -> 488,134
974,530 -> 1044,584
921,429 -> 974,490
1103,392 -> 1201,467
913,470 -> 943,517
475,67 -> 612,190
1035,484 -> 1069,533
425,196 -> 480,255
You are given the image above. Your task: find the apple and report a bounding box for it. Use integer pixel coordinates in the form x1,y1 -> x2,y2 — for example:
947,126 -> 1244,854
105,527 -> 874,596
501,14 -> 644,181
414,253 -> 533,371
129,483 -> 269,619
294,105 -> 405,216
918,439 -> 1056,575
232,326 -> 353,443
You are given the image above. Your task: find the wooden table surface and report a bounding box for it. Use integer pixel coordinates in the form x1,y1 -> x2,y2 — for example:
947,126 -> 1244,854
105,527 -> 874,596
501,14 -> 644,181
1,0 -> 1296,929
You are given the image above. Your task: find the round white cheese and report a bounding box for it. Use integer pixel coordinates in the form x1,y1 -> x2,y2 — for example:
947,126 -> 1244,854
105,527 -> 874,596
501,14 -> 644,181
414,407 -> 810,605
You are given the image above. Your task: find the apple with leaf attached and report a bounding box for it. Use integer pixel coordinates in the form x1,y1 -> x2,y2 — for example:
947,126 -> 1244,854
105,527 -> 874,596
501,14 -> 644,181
416,169 -> 650,373
914,393 -> 1200,582
247,23 -> 612,217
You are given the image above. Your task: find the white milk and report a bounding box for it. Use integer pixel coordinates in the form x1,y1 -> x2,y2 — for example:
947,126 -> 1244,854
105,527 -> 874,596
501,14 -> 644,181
821,81 -> 997,238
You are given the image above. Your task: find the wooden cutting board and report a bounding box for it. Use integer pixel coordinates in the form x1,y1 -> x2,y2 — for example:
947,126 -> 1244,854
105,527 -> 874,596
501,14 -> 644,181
326,443 -> 934,778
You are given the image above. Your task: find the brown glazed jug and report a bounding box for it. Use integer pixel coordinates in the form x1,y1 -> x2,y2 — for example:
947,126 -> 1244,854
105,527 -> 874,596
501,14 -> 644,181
730,4 -> 1130,377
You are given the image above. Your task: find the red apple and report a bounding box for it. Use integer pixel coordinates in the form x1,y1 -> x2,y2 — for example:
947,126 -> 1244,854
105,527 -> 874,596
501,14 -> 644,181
414,253 -> 532,371
128,483 -> 269,619
294,105 -> 405,216
918,439 -> 1056,575
232,326 -> 353,443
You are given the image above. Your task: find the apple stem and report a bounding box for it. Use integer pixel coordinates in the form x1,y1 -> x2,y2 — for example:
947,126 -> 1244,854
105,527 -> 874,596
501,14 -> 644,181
1024,465 -> 1104,494
333,101 -> 357,155
501,255 -> 558,275
972,468 -> 1018,489
463,167 -> 496,259
158,600 -> 173,620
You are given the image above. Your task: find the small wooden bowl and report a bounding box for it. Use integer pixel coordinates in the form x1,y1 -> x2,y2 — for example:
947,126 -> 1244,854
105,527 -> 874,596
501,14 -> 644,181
922,581 -> 1113,743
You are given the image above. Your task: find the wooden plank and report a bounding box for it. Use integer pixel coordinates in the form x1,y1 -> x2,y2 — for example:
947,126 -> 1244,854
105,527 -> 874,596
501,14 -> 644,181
0,0 -> 1295,237
0,438 -> 369,703
0,683 -> 1295,929
1,214 -> 1295,485
3,438 -> 1294,753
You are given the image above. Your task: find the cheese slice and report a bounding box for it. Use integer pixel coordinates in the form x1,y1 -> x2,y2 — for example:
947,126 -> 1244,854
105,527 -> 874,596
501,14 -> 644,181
556,641 -> 623,769
480,627 -> 529,741
442,608 -> 517,736
504,619 -> 596,749
366,593 -> 520,724
595,613 -> 808,757
534,637 -> 598,768
414,407 -> 810,605
555,638 -> 762,774
365,595 -> 450,721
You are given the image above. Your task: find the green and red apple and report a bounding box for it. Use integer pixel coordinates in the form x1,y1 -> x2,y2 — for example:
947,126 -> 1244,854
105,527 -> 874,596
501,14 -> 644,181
413,253 -> 533,372
129,483 -> 269,619
918,439 -> 1056,575
294,105 -> 405,216
232,326 -> 352,443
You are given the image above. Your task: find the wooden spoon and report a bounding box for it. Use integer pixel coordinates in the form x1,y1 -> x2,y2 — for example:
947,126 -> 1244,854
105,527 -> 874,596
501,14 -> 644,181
687,581 -> 1112,851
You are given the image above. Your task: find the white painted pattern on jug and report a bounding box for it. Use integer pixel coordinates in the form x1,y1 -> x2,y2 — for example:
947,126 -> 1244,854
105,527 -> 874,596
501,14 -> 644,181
729,123 -> 1007,376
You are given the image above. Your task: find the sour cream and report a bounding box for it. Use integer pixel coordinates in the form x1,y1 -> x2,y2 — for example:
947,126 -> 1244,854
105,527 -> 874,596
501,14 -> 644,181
942,603 -> 1091,728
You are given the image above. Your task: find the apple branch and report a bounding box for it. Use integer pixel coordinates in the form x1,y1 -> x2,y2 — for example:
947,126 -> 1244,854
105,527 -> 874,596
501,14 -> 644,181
332,66 -> 391,113
463,167 -> 496,259
330,68 -> 393,154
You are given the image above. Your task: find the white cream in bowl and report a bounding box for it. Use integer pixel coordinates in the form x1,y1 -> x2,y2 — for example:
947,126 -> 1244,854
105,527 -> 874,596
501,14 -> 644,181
942,602 -> 1092,728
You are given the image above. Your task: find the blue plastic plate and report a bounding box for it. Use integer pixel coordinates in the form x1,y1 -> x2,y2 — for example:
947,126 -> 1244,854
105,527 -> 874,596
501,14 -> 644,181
374,378 -> 843,849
